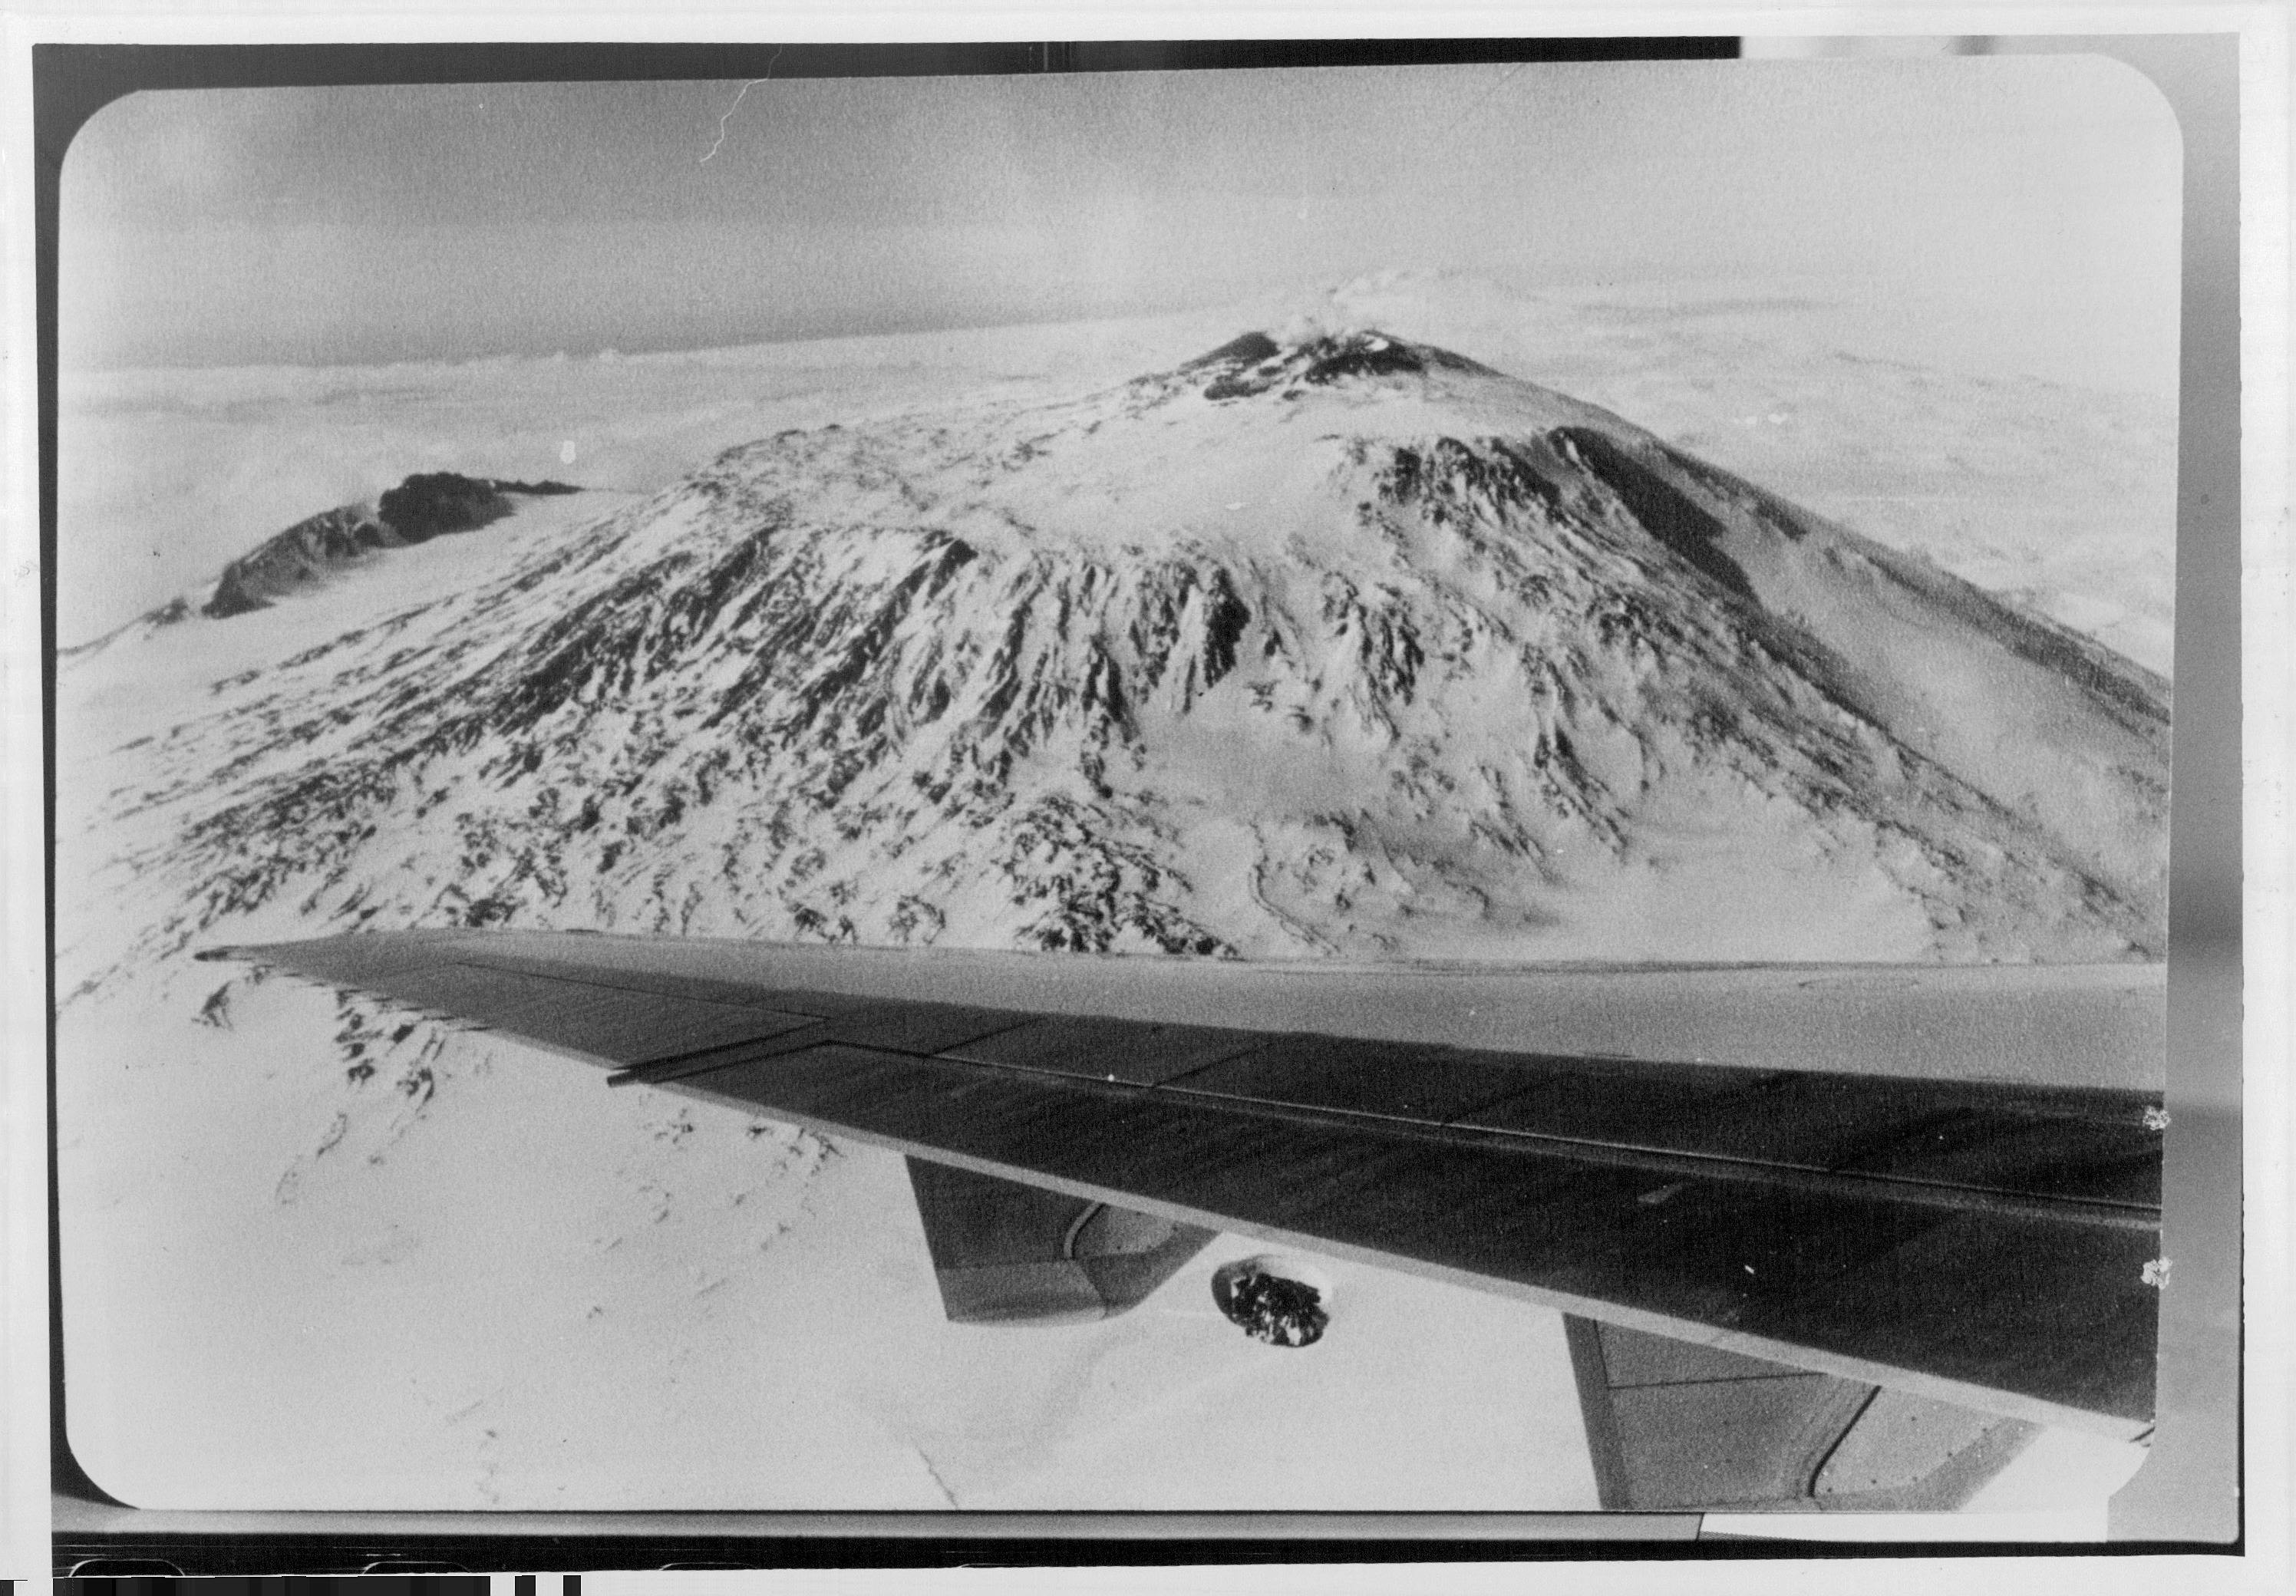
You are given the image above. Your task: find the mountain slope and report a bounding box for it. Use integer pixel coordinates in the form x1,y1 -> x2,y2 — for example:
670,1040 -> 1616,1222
59,329 -> 2169,998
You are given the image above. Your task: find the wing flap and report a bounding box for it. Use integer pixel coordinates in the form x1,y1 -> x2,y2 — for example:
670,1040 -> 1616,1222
1161,1035 -> 1542,1122
1458,1062 -> 2161,1209
942,1015 -> 1265,1086
906,1159 -> 1216,1324
1564,1316 -> 2040,1511
392,961 -> 822,1065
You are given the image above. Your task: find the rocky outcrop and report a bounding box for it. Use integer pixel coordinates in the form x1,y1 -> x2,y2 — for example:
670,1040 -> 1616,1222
201,473 -> 580,618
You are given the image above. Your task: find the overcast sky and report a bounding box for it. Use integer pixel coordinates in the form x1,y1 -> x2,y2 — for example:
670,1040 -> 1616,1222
61,56 -> 2179,392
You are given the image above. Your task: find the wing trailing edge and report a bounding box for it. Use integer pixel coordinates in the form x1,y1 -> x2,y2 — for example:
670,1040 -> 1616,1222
206,928 -> 2163,1439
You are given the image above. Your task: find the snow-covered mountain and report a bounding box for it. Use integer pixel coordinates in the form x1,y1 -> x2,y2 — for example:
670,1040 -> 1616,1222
61,327 -> 2168,1003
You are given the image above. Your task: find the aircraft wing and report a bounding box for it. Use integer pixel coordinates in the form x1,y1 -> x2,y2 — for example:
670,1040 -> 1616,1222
203,928 -> 2162,1439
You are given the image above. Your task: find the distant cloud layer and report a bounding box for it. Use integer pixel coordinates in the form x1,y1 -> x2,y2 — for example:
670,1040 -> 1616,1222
60,57 -> 2178,394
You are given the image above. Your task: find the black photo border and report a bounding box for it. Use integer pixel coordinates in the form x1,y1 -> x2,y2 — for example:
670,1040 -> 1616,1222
23,24 -> 2255,1578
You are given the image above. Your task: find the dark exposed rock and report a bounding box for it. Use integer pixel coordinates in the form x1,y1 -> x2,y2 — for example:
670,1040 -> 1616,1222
1199,330 -> 1492,401
200,472 -> 581,618
204,504 -> 405,618
1181,330 -> 1282,370
375,473 -> 517,543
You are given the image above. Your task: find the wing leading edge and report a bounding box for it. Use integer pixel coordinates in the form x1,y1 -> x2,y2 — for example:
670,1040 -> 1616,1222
204,928 -> 2162,1438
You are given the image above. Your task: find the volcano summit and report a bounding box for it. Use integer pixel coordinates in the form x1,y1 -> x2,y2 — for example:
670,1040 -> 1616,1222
64,329 -> 2170,988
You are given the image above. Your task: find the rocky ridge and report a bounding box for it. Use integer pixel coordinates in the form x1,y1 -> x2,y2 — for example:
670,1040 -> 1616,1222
73,473 -> 582,650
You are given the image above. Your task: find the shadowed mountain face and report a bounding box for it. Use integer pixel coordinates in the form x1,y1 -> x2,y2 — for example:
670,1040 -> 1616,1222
62,330 -> 2169,989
